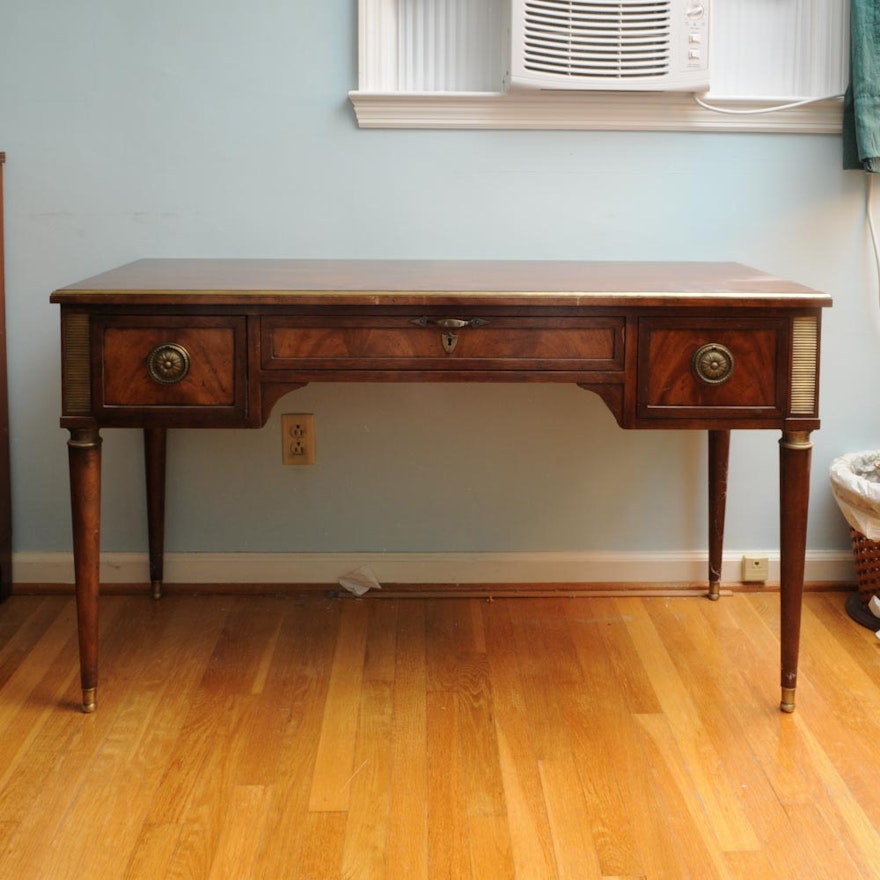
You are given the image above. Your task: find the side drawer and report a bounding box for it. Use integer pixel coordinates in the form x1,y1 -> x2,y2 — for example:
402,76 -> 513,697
262,314 -> 625,374
93,316 -> 248,423
637,318 -> 787,420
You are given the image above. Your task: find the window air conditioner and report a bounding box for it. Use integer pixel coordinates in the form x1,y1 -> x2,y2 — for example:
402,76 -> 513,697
508,0 -> 710,92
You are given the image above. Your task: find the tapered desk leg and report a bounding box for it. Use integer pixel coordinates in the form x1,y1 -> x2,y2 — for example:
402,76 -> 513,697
778,430 -> 812,714
144,428 -> 167,600
708,430 -> 730,601
67,426 -> 102,713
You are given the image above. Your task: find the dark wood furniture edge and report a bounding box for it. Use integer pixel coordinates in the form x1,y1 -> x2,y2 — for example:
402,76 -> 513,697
0,153 -> 11,602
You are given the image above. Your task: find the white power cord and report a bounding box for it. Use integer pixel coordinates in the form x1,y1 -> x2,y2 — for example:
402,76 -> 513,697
693,93 -> 844,115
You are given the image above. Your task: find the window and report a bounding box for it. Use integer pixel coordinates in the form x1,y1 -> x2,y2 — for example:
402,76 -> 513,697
350,0 -> 848,133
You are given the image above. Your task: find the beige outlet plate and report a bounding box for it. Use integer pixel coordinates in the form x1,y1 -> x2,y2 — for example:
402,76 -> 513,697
741,554 -> 769,583
281,414 -> 316,465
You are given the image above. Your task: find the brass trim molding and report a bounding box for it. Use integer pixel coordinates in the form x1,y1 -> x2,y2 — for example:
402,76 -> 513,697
790,316 -> 818,415
62,314 -> 91,414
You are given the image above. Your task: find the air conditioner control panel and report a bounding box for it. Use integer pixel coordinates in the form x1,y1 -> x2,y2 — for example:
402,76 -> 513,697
683,2 -> 710,71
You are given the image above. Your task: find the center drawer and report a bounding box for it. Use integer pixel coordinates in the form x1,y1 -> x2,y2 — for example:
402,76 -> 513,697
261,315 -> 625,373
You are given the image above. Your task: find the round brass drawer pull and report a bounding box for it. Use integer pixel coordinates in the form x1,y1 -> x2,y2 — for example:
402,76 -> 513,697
147,342 -> 191,385
692,342 -> 734,385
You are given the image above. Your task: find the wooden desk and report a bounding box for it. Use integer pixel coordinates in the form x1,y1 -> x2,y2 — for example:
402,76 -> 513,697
51,259 -> 831,713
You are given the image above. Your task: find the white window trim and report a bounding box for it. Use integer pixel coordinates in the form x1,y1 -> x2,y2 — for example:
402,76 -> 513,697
349,89 -> 844,133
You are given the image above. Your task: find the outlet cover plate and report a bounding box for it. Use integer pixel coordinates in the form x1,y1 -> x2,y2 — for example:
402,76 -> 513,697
281,414 -> 316,465
741,554 -> 769,583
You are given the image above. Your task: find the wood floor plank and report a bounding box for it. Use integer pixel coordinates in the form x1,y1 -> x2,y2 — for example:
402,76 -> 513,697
206,784 -> 273,880
739,593 -> 880,832
341,678 -> 394,880
0,598 -> 84,740
245,600 -> 344,876
0,596 -> 70,689
385,601 -> 429,880
642,598 -> 781,851
782,801 -> 870,880
0,600 -> 148,877
426,599 -> 484,692
650,596 -> 823,879
427,687 -> 472,879
539,756 -> 603,879
566,597 -> 661,714
123,822 -> 183,880
788,713 -> 880,877
161,695 -> 253,880
468,814 -> 515,880
495,720 -> 560,879
363,599 -> 399,686
563,598 -> 652,877
308,601 -> 370,812
808,592 -> 880,685
425,599 -> 485,878
788,603 -> 880,818
508,599 -> 580,762
635,713 -> 736,880
618,597 -> 761,853
133,598 -> 280,878
486,602 -> 559,879
457,652 -> 505,819
291,812 -> 348,880
41,690 -> 183,880
723,850 -> 778,880
139,599 -> 237,825
0,819 -> 19,855
229,599 -> 335,789
813,795 -> 880,880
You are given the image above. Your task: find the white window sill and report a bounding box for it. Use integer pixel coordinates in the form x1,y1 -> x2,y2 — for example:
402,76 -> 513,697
348,90 -> 844,134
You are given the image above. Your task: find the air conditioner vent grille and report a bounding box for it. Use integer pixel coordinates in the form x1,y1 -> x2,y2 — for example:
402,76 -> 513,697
523,0 -> 673,80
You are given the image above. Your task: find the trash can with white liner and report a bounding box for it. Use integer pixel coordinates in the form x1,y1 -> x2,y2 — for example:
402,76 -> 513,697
830,450 -> 880,629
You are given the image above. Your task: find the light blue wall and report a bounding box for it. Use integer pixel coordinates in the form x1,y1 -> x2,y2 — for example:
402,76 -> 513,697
0,2 -> 874,558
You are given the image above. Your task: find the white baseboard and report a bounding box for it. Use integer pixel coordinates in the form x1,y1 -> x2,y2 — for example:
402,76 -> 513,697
11,550 -> 855,588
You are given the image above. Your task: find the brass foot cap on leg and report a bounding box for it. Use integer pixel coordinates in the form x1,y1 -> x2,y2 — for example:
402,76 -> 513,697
151,580 -> 163,600
707,580 -> 721,601
81,688 -> 97,714
780,687 -> 796,713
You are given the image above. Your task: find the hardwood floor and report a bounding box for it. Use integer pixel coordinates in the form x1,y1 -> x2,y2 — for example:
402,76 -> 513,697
1,590 -> 879,879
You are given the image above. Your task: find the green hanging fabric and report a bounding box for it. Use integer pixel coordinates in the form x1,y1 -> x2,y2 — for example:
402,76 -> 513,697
844,0 -> 880,171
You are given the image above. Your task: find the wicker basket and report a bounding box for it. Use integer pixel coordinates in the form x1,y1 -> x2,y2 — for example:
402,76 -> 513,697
850,528 -> 880,598
847,527 -> 880,628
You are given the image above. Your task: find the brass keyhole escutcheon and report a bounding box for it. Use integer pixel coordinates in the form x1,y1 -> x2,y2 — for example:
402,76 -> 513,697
409,316 -> 488,356
692,342 -> 734,385
147,342 -> 191,385
441,332 -> 458,354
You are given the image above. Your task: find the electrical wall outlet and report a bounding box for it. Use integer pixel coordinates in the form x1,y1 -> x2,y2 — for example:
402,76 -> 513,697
281,414 -> 316,465
741,554 -> 769,584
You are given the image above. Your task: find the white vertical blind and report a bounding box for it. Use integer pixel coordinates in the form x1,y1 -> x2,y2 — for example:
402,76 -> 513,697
708,0 -> 849,99
358,0 -> 400,91
396,0 -> 504,92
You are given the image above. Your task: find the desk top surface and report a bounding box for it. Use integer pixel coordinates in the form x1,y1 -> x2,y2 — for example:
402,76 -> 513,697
51,258 -> 832,308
